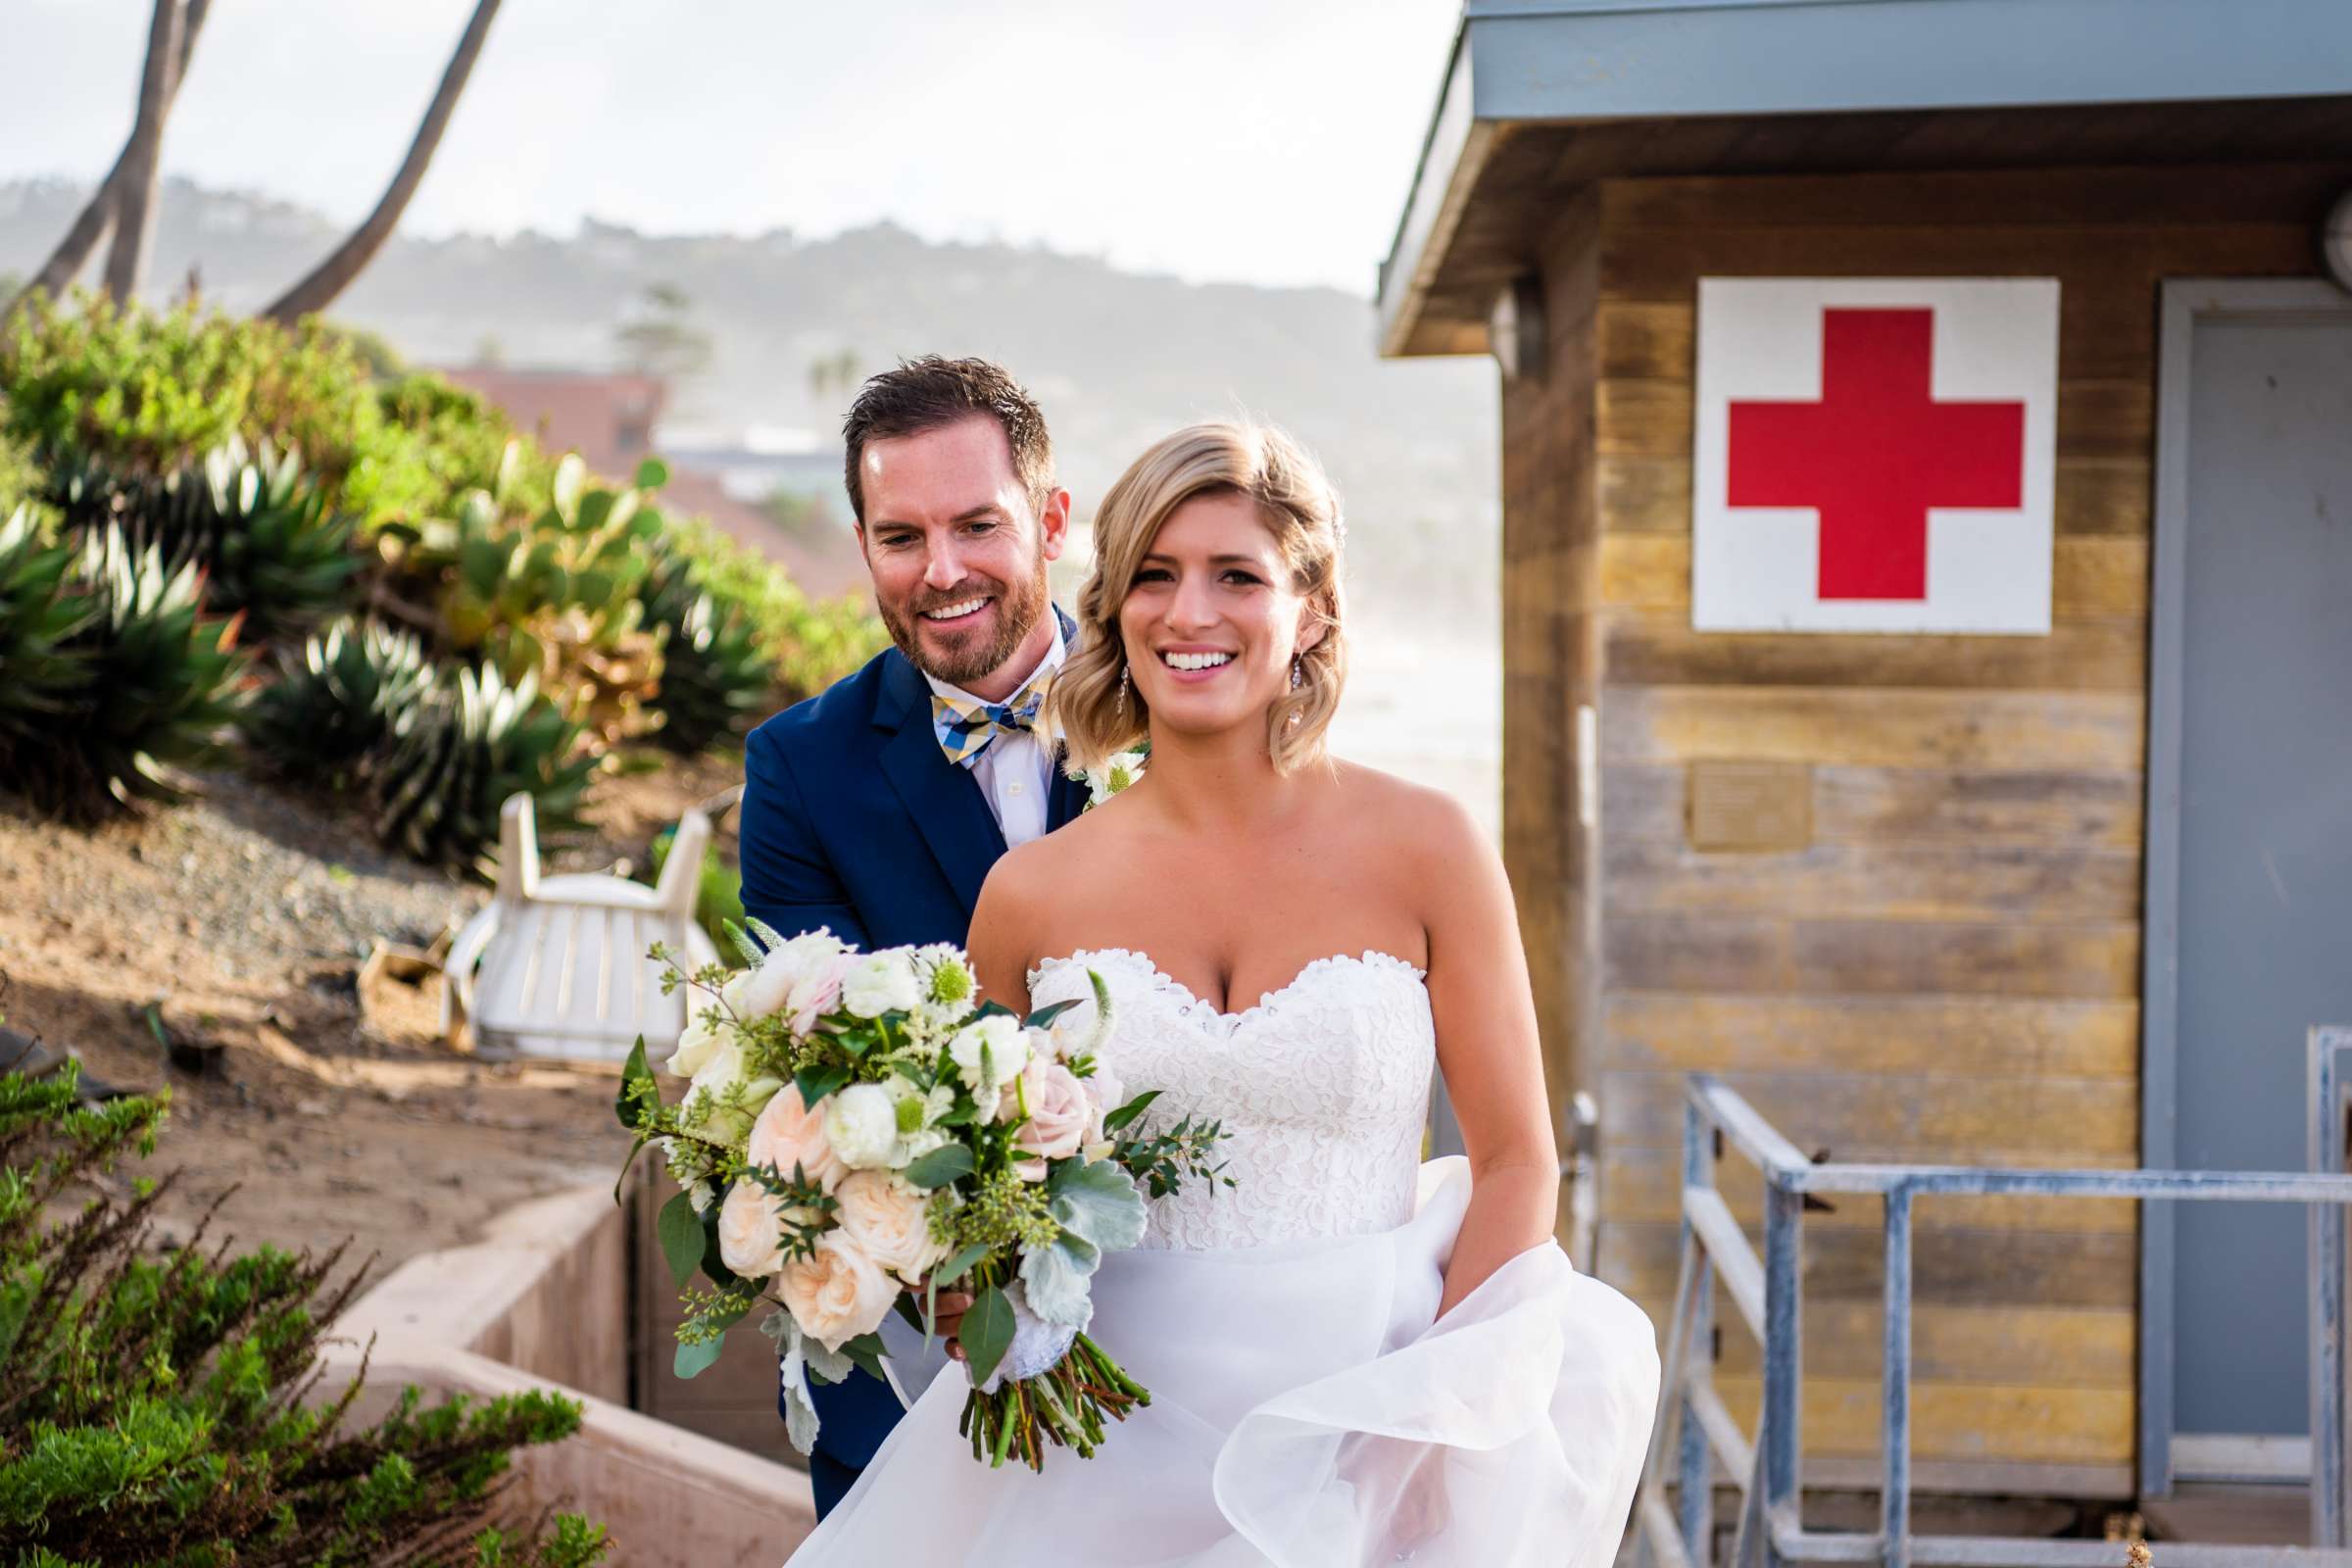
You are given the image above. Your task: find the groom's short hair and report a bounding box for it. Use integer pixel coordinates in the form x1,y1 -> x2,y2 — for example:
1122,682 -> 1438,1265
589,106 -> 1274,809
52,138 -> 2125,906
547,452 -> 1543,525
841,356 -> 1054,525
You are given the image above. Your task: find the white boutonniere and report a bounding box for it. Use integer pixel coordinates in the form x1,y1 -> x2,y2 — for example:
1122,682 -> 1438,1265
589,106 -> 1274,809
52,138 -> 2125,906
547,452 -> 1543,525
1073,748 -> 1147,810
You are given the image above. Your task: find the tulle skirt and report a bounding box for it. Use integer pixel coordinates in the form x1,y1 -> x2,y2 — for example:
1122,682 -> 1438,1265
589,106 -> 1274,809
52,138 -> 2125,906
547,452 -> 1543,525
785,1157 -> 1661,1567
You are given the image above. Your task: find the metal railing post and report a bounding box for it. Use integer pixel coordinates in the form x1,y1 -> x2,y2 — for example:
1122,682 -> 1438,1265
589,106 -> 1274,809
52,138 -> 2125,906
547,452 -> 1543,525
1762,1173 -> 1805,1568
2315,1027 -> 2352,1549
1882,1185 -> 1915,1568
1683,1095 -> 1720,1567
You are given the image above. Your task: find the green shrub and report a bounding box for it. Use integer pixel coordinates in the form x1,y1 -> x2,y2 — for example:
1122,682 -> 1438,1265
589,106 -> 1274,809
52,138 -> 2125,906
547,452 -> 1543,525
0,506 -> 92,788
371,661 -> 598,873
49,436 -> 361,643
343,374 -> 557,531
0,523 -> 249,825
243,616 -> 437,789
0,292 -> 377,485
639,556 -> 771,753
0,1059 -> 610,1567
664,513 -> 884,705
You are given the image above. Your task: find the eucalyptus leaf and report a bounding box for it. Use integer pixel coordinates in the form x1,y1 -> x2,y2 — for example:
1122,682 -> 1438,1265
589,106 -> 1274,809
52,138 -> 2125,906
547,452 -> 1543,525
959,1284 -> 1015,1387
656,1191 -> 705,1288
902,1143 -> 974,1190
673,1337 -> 725,1379
613,1037 -> 656,1131
1101,1088 -> 1161,1135
934,1241 -> 992,1288
1025,998 -> 1080,1030
839,1331 -> 888,1382
1047,1156 -> 1148,1252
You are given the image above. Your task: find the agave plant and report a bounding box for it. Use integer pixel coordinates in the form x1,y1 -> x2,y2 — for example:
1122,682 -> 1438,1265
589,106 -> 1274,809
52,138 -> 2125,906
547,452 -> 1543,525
640,556 -> 773,753
370,660 -> 598,872
47,437 -> 361,642
0,505 -> 95,785
242,615 -> 437,787
4,525 -> 251,824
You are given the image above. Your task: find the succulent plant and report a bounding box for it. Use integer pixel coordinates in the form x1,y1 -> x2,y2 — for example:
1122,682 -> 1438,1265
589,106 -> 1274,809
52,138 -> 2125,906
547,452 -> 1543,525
47,436 -> 361,642
2,524 -> 251,824
370,660 -> 598,872
241,615 -> 437,787
0,504 -> 95,783
639,556 -> 772,753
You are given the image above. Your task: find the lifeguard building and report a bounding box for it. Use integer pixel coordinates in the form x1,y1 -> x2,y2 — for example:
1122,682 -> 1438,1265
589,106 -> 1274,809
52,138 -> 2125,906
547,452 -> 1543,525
1376,0 -> 2352,1527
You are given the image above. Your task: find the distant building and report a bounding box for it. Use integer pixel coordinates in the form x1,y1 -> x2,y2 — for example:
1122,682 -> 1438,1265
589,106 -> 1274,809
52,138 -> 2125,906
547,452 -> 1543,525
436,368 -> 866,599
1378,0 -> 2352,1514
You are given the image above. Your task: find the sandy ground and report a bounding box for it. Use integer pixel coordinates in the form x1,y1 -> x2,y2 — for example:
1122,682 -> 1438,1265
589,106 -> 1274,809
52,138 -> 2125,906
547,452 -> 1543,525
0,752 -> 748,1276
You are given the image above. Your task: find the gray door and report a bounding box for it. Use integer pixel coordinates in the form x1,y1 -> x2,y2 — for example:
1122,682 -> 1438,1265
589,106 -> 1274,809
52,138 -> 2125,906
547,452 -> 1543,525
2146,281 -> 2352,1487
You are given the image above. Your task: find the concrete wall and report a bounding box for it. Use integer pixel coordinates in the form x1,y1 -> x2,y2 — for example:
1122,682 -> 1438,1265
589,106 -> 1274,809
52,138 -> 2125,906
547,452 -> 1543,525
335,1182 -> 816,1565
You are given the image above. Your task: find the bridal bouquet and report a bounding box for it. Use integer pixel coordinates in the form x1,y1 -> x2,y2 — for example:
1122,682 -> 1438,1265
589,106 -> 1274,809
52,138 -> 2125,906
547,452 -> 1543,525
613,922 -> 1230,1472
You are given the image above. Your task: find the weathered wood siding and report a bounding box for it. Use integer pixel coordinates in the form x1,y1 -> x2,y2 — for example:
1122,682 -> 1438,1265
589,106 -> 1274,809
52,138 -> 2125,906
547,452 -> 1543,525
1505,162 -> 2351,1494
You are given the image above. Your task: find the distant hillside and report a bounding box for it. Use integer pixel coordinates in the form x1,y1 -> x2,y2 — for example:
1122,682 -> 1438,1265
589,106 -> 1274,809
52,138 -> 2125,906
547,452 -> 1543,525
0,178 -> 1499,621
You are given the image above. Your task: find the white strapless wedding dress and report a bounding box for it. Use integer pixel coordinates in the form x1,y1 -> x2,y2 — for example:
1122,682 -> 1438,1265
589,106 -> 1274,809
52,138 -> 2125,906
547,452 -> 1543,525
785,950 -> 1660,1567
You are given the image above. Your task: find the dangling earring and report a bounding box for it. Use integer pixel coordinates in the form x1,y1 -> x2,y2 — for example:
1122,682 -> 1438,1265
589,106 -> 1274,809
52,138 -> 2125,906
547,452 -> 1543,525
1290,654 -> 1304,691
1116,662 -> 1132,719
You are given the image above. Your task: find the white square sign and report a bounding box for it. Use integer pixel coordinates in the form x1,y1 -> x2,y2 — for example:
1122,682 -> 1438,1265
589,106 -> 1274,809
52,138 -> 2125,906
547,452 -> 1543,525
1691,277 -> 2059,634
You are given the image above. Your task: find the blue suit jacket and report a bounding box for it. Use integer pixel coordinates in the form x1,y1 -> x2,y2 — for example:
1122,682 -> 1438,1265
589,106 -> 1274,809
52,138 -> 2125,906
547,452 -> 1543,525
737,612 -> 1087,1511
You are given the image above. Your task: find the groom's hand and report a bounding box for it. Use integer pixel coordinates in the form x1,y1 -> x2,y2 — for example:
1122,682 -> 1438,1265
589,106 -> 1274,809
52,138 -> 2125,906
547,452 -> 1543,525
912,1278 -> 974,1360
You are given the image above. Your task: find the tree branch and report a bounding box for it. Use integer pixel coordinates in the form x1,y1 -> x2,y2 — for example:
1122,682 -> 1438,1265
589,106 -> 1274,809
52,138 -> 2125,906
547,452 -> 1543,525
98,0 -> 188,303
261,0 -> 504,324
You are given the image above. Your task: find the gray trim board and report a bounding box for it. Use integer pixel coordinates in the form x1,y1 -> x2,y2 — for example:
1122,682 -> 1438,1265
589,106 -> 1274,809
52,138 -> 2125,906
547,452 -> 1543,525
2139,276 -> 2352,1500
1375,0 -> 2352,348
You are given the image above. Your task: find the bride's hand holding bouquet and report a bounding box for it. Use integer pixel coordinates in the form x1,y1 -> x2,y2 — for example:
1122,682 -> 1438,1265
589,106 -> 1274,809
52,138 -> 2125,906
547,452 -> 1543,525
613,922 -> 1232,1472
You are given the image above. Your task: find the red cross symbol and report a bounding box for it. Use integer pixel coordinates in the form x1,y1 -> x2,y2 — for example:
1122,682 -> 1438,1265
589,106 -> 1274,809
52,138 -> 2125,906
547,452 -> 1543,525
1727,308 -> 2027,601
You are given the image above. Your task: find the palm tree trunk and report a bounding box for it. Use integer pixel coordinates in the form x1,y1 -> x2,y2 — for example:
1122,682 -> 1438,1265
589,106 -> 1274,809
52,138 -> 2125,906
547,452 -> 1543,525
261,0 -> 504,324
9,0 -> 209,318
98,0 -> 187,303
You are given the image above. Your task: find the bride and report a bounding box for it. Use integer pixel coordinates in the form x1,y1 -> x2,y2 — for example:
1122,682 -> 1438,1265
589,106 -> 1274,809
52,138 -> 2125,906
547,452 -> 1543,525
786,421 -> 1659,1566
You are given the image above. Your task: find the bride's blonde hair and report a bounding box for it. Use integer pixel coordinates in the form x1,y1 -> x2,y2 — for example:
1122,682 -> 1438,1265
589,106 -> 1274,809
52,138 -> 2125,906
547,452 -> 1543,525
1054,420 -> 1347,776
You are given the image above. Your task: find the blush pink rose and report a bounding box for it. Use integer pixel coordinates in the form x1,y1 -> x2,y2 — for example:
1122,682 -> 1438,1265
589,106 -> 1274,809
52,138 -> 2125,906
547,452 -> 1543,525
746,1084 -> 845,1194
715,1179 -> 788,1278
778,1232 -> 894,1350
832,1169 -> 947,1285
1001,1059 -> 1091,1181
787,956 -> 850,1036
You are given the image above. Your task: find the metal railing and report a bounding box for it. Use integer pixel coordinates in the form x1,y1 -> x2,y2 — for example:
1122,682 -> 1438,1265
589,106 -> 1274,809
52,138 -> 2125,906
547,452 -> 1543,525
1633,1031 -> 2352,1568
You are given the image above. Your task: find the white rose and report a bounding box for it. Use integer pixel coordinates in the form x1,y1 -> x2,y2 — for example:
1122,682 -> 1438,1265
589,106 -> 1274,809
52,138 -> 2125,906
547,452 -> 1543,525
831,1170 -> 947,1284
777,1231 -> 895,1351
947,1014 -> 1030,1098
716,1178 -> 789,1278
822,1082 -> 899,1170
840,952 -> 920,1019
667,1010 -> 726,1078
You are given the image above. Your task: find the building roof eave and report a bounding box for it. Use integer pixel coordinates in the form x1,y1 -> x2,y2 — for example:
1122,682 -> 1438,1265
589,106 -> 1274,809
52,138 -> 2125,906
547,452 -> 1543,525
1374,0 -> 2352,359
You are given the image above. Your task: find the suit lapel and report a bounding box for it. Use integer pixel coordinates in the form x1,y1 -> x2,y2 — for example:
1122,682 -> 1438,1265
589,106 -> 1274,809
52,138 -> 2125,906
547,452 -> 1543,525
875,649 -> 1006,917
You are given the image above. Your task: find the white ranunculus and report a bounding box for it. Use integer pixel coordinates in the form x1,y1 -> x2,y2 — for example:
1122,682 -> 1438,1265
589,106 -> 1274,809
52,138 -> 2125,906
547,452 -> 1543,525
947,1014 -> 1030,1099
840,951 -> 921,1019
777,1231 -> 895,1351
831,1169 -> 947,1284
667,1010 -> 726,1078
716,1178 -> 789,1278
822,1082 -> 900,1170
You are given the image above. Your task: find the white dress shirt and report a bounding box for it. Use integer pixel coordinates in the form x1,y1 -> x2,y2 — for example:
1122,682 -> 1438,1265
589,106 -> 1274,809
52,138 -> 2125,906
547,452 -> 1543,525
923,615 -> 1066,849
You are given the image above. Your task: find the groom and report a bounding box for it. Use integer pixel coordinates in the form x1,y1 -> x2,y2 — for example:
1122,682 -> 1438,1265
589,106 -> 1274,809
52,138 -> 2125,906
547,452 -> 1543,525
737,356 -> 1088,1516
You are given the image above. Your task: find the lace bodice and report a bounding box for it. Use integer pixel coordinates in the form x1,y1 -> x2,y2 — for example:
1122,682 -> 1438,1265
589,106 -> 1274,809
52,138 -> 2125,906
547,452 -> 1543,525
1026,949 -> 1436,1252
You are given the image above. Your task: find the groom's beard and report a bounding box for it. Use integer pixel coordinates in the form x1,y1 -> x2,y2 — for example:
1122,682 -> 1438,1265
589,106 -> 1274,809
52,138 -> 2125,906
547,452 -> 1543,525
880,558 -> 1052,689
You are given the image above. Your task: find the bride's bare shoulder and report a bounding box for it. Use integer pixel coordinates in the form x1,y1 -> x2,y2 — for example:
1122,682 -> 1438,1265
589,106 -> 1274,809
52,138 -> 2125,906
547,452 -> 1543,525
1328,758 -> 1489,860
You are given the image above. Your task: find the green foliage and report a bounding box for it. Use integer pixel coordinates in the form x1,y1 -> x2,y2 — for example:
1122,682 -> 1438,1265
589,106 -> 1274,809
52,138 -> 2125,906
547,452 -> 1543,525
0,292 -> 378,486
371,661 -> 598,873
0,524 -> 250,825
0,1061 -> 607,1566
640,556 -> 771,753
49,436 -> 361,643
343,374 -> 557,533
242,616 -> 437,789
0,506 -> 92,782
663,513 -> 884,705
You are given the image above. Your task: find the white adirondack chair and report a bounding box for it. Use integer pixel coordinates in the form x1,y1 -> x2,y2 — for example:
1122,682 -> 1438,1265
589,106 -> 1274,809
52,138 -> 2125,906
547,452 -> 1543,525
442,793 -> 721,1064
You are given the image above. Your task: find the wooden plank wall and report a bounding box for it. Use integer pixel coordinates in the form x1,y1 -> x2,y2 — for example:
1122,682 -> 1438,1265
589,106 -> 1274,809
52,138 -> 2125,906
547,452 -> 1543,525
1524,162 -> 2349,1495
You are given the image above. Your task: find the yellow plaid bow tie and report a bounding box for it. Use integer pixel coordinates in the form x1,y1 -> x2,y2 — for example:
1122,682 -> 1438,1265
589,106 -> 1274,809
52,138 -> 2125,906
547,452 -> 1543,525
931,674 -> 1053,768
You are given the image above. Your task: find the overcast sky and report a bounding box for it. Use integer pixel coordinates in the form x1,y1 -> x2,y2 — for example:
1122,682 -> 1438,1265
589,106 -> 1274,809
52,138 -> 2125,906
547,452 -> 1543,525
1,0 -> 1463,294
